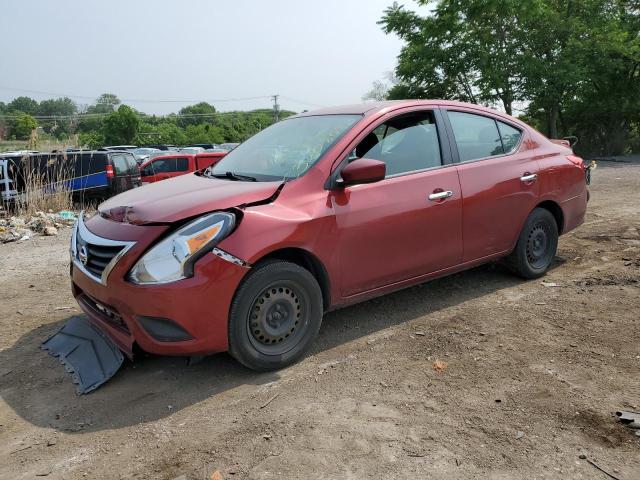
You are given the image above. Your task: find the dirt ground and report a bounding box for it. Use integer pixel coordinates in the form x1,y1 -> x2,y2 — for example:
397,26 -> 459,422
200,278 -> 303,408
1,161 -> 639,480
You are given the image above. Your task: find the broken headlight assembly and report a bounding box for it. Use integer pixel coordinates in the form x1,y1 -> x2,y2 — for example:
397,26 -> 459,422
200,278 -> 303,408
128,212 -> 235,285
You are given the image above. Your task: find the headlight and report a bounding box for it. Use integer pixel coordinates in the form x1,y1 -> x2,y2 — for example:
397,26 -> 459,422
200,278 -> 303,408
129,212 -> 235,284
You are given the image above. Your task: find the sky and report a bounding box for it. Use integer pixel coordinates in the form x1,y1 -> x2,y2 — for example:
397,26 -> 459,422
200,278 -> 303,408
0,0 -> 411,115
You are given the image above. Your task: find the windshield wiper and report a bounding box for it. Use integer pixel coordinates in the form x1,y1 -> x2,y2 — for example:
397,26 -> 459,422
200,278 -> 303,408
209,171 -> 258,182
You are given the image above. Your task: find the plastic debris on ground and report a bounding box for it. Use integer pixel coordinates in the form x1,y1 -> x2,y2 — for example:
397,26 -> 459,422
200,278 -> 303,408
0,211 -> 77,243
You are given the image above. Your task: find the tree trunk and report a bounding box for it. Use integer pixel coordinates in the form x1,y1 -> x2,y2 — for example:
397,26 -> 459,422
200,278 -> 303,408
498,86 -> 512,116
558,109 -> 568,136
502,97 -> 512,116
547,104 -> 559,139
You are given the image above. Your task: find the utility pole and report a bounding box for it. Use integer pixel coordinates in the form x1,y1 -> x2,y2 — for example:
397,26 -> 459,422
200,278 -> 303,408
271,94 -> 280,123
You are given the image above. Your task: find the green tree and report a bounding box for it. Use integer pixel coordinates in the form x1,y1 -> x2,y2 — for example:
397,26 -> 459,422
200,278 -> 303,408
38,97 -> 76,117
177,102 -> 217,128
13,113 -> 38,140
525,0 -> 640,152
380,0 -> 640,154
380,0 -> 528,114
76,115 -> 104,135
92,93 -> 121,113
38,97 -> 77,138
102,105 -> 140,144
135,121 -> 187,145
78,132 -> 105,149
76,93 -> 122,134
184,124 -> 225,144
8,96 -> 39,116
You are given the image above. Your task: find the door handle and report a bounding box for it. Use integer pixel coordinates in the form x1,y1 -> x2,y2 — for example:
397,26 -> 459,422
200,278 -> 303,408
428,190 -> 453,201
520,173 -> 537,182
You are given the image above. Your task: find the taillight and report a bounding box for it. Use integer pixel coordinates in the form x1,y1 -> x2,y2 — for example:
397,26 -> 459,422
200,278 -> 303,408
566,155 -> 584,169
106,165 -> 114,178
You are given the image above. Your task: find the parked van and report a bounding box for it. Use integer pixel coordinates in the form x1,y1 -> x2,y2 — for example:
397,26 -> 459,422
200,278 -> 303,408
139,151 -> 226,184
0,159 -> 18,202
1,150 -> 141,201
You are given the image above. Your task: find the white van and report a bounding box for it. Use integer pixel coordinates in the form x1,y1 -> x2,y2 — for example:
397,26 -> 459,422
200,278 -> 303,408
0,159 -> 18,202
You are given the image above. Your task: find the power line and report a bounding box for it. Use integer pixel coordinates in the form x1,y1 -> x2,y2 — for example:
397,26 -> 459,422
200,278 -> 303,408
0,110 -> 288,121
0,85 -> 328,110
0,85 -> 272,105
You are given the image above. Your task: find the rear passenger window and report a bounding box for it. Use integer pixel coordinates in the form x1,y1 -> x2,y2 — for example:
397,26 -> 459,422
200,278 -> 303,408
111,155 -> 130,175
497,121 -> 522,154
124,154 -> 138,173
354,111 -> 442,177
175,157 -> 189,172
448,111 -> 504,162
145,157 -> 189,174
149,158 -> 173,173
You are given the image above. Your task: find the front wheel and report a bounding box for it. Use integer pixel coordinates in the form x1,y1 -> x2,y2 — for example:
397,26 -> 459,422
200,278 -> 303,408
506,208 -> 558,279
228,260 -> 323,371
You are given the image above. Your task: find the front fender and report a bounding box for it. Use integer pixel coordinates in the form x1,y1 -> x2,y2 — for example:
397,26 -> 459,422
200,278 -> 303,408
217,201 -> 340,298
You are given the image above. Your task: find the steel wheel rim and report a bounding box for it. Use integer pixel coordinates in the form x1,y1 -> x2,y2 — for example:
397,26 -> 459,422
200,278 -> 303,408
526,222 -> 551,269
247,282 -> 307,355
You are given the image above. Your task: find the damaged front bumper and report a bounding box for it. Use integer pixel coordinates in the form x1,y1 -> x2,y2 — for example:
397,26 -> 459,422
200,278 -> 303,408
69,212 -> 250,357
46,213 -> 251,393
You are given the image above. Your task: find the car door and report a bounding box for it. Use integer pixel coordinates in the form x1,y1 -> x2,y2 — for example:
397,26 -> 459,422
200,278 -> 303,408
443,108 -> 540,261
142,157 -> 172,182
332,109 -> 463,297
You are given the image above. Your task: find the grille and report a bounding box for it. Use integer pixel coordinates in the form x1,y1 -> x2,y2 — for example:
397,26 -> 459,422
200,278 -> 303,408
72,212 -> 134,284
76,234 -> 125,278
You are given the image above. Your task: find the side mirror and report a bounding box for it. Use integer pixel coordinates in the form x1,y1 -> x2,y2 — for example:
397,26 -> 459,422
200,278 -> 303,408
339,158 -> 386,187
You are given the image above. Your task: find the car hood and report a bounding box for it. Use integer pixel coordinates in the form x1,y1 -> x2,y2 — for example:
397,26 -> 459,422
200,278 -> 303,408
98,173 -> 282,224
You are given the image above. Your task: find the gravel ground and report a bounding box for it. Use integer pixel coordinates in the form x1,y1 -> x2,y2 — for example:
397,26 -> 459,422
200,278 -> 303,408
1,161 -> 639,480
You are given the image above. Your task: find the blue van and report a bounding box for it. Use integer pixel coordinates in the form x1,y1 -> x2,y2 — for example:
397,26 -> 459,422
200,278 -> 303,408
1,150 -> 141,202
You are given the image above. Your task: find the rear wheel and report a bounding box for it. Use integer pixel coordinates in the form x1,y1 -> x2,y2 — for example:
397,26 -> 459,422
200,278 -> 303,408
506,208 -> 558,279
228,260 -> 323,371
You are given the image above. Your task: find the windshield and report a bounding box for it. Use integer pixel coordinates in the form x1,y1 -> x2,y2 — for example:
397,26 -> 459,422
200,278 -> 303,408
208,114 -> 361,181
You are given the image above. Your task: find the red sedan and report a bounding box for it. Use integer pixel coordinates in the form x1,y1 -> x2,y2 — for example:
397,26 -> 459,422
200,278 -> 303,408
70,100 -> 590,371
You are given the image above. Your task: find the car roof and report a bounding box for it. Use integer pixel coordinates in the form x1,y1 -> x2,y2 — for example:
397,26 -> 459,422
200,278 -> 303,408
196,151 -> 227,157
292,100 -> 522,123
293,101 -> 402,117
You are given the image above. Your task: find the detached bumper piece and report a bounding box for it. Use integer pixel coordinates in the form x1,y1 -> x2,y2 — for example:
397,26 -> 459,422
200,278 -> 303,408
41,316 -> 124,394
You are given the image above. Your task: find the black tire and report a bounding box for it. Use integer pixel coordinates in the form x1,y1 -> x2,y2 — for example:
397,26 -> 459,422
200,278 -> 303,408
228,260 -> 323,371
506,208 -> 558,279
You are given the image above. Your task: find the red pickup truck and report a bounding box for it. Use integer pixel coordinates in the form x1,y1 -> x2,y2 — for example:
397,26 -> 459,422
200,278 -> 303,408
139,151 -> 227,184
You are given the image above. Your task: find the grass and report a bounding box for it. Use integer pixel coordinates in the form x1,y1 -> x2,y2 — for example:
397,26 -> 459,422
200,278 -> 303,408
6,154 -> 74,217
0,133 -> 81,154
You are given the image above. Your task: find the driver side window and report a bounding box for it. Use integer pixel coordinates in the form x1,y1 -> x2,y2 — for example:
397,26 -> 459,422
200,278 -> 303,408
351,111 -> 442,177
